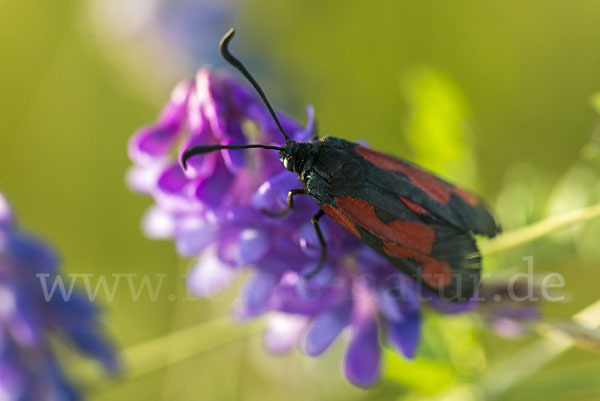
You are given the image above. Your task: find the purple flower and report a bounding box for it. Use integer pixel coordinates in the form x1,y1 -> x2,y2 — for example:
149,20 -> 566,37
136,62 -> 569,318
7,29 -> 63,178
0,193 -> 117,400
128,68 -> 517,387
477,279 -> 541,337
91,0 -> 236,83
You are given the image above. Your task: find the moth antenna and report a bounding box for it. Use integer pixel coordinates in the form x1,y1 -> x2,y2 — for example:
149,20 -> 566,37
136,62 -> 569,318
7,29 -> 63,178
182,143 -> 284,170
220,28 -> 292,143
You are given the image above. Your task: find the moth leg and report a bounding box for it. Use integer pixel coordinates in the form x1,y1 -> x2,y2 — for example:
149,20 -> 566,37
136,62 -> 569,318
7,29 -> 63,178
303,209 -> 327,279
262,189 -> 307,218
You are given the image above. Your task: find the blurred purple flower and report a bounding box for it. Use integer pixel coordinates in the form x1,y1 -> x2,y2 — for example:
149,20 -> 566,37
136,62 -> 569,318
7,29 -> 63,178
127,68 -> 532,387
0,193 -> 117,401
477,279 -> 541,337
90,0 -> 236,85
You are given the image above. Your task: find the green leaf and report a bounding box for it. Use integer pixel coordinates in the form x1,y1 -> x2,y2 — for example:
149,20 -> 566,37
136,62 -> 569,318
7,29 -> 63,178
384,348 -> 456,395
401,66 -> 476,186
384,313 -> 485,395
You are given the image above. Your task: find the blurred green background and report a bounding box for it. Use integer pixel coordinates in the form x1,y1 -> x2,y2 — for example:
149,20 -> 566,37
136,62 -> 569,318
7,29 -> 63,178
2,0 -> 600,400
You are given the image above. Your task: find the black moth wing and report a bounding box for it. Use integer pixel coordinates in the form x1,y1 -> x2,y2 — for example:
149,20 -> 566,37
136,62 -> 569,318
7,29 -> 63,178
354,144 -> 500,238
303,137 -> 498,300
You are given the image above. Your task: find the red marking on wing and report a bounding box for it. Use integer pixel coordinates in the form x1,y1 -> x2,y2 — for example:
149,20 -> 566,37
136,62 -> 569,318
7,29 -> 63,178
321,204 -> 361,239
355,146 -> 479,207
398,196 -> 429,215
334,196 -> 435,254
422,261 -> 453,289
452,186 -> 478,207
382,241 -> 453,289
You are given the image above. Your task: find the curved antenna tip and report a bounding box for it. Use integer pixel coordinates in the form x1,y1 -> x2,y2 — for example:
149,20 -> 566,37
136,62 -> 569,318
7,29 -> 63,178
181,152 -> 190,171
220,28 -> 235,48
217,27 -> 292,143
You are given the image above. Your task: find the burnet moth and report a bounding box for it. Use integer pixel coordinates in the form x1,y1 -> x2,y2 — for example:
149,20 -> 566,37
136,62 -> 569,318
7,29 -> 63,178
182,29 -> 501,301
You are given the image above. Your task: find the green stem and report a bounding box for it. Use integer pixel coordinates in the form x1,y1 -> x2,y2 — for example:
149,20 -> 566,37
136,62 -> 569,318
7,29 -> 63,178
435,299 -> 600,401
80,316 -> 263,390
480,202 -> 600,256
121,316 -> 263,380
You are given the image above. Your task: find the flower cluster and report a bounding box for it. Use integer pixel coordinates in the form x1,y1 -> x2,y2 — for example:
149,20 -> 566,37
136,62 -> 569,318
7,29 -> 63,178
0,193 -> 117,400
128,68 -> 498,387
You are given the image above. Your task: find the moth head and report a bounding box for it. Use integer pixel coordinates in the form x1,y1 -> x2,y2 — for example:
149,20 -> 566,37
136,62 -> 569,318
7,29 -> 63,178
280,146 -> 295,172
279,140 -> 314,175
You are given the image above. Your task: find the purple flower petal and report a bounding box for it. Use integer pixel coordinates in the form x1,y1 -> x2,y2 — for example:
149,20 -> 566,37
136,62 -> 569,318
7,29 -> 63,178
222,206 -> 264,228
253,107 -> 306,143
293,105 -> 316,142
241,271 -> 280,317
264,235 -> 309,273
426,291 -> 477,314
299,220 -> 330,259
223,75 -> 257,111
158,80 -> 194,131
215,227 -> 243,266
220,127 -> 247,173
214,225 -> 272,267
187,253 -> 238,297
128,82 -> 192,165
197,70 -> 229,139
238,228 -> 271,266
142,206 -> 176,239
187,88 -> 206,135
295,262 -> 337,300
179,132 -> 218,179
344,314 -> 381,388
157,163 -> 189,195
377,287 -> 405,322
194,158 -> 234,210
377,274 -> 420,321
256,145 -> 285,178
126,162 -> 167,194
128,126 -> 179,164
0,363 -> 25,400
304,301 -> 351,356
263,313 -> 307,355
0,286 -> 16,321
0,193 -> 13,229
388,312 -> 421,359
175,217 -> 217,257
252,170 -> 303,213
269,273 -> 345,315
6,233 -> 57,273
489,318 -> 528,338
355,245 -> 390,270
155,164 -> 199,212
492,306 -> 540,320
8,300 -> 40,347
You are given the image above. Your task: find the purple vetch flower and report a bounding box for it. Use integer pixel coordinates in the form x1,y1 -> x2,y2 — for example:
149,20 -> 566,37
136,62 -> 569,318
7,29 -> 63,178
0,193 -> 118,401
128,68 -> 510,387
476,279 -> 541,337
